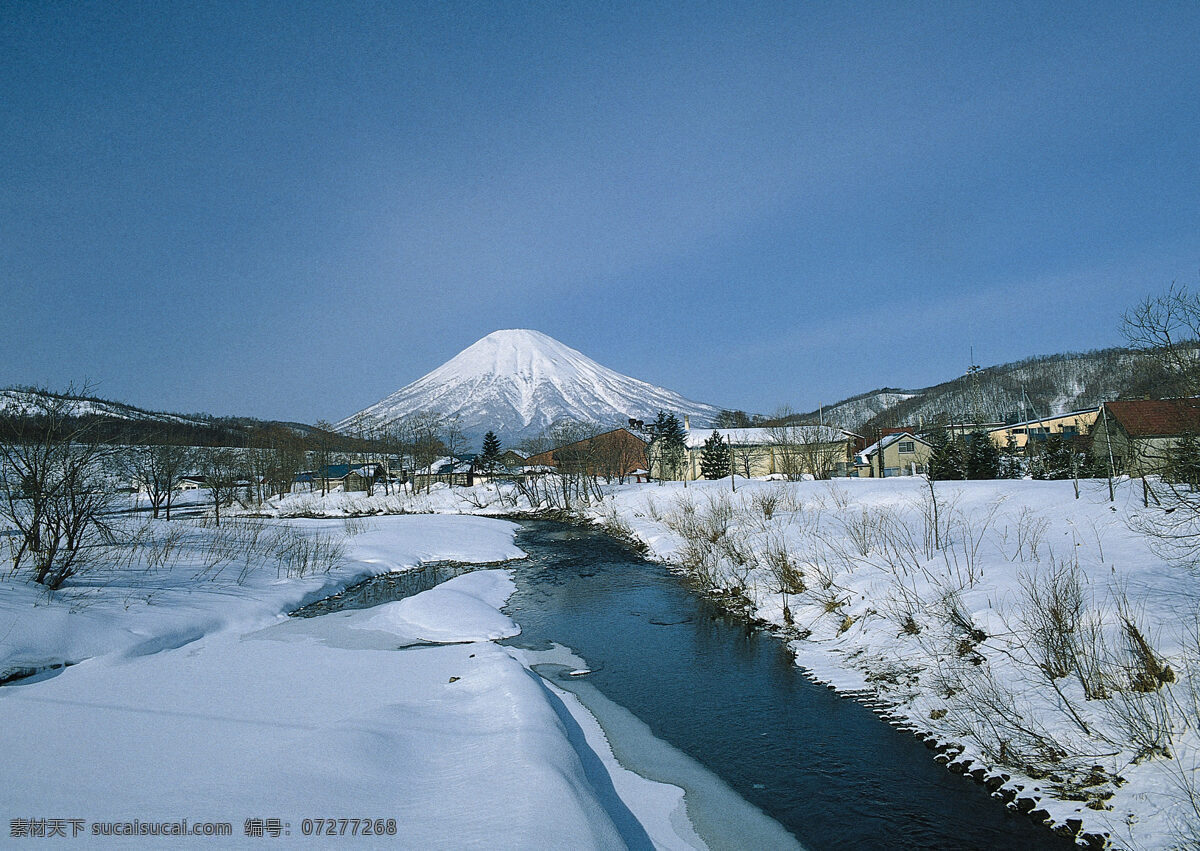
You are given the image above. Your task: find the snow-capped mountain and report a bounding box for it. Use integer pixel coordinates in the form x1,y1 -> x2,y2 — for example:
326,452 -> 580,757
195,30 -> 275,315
339,329 -> 723,445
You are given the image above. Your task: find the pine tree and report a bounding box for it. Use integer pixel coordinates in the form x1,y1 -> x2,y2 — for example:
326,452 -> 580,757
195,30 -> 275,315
998,434 -> 1024,479
480,431 -> 501,474
1033,434 -> 1073,480
965,427 -> 1001,480
1168,433 -> 1200,488
927,425 -> 967,480
699,431 -> 731,479
1078,436 -> 1109,479
649,411 -> 688,480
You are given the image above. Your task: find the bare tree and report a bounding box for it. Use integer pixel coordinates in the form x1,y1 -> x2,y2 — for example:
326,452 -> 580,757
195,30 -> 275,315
309,420 -> 336,496
733,442 -> 755,479
343,412 -> 377,496
0,386 -> 119,589
518,429 -> 556,458
1122,285 -> 1200,558
441,414 -> 466,468
1123,283 -> 1200,398
766,407 -> 843,480
263,427 -> 305,500
123,442 -> 193,520
548,421 -> 605,504
199,447 -> 243,527
590,428 -> 647,484
408,411 -> 447,492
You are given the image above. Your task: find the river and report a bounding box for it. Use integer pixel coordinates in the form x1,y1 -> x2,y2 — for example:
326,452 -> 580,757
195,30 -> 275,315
297,519 -> 1069,850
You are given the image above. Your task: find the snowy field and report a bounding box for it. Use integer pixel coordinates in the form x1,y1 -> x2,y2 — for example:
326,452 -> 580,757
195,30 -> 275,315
0,513 -> 709,848
244,475 -> 1200,848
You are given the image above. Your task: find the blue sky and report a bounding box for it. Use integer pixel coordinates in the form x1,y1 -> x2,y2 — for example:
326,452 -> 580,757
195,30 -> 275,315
3,1 -> 1198,422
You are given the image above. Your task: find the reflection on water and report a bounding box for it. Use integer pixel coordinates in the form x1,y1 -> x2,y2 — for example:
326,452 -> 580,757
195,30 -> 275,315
290,562 -> 480,618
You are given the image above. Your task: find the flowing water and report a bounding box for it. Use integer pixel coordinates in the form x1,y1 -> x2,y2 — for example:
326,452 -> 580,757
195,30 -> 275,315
296,519 -> 1069,850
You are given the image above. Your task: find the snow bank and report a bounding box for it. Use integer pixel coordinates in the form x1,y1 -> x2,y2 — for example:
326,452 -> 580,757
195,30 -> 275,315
352,570 -> 520,643
0,514 -> 522,676
0,512 -> 711,849
343,515 -> 524,570
0,632 -> 628,848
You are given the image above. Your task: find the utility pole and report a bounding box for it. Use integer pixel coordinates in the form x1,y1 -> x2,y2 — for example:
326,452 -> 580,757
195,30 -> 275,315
1100,403 -> 1116,502
728,433 -> 736,493
967,347 -> 983,425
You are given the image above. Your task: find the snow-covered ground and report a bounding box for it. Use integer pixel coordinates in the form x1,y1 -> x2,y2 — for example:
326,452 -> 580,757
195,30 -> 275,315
16,473 -> 1200,847
244,476 -> 1200,848
0,513 -> 711,848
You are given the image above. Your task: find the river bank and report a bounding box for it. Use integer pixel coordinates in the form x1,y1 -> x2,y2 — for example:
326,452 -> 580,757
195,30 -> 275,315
0,513 -> 710,848
241,476 -> 1200,847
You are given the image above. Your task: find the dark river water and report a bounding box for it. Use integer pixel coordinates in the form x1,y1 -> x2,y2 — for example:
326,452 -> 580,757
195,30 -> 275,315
297,519 -> 1068,850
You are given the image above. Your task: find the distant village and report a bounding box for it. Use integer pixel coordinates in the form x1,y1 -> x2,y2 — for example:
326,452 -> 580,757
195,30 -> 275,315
184,397 -> 1200,499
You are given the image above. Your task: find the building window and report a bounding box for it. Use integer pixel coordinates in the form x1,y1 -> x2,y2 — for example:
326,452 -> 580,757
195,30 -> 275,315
898,441 -> 915,453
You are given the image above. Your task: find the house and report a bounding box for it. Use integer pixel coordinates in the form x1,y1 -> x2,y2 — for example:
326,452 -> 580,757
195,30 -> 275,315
853,432 -> 932,477
989,409 -> 1099,451
299,464 -> 351,492
681,426 -> 856,481
411,457 -> 476,489
523,428 -> 649,482
344,463 -> 384,493
469,450 -> 528,485
496,450 -> 527,470
1090,399 -> 1200,477
176,475 -> 206,491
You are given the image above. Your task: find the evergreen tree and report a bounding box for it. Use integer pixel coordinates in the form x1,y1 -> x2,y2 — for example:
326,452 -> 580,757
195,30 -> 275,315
649,411 -> 688,480
1167,433 -> 1200,488
1032,434 -> 1073,480
480,431 -> 501,474
699,431 -> 731,479
965,427 -> 1001,480
1077,436 -> 1109,479
998,434 -> 1024,479
927,425 -> 967,480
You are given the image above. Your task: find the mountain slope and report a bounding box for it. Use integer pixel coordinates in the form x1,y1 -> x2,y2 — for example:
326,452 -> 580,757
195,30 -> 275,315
0,387 -> 212,427
0,386 -> 347,447
787,347 -> 1166,433
339,330 -> 723,444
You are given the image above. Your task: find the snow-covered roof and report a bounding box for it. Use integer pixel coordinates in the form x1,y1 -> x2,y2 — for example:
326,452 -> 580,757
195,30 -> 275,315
856,432 -> 928,462
685,426 -> 850,449
417,457 -> 474,476
521,464 -> 557,473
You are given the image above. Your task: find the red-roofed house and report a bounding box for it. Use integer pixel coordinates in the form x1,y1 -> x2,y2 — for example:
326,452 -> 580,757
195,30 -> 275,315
1091,399 -> 1200,476
523,428 -> 648,482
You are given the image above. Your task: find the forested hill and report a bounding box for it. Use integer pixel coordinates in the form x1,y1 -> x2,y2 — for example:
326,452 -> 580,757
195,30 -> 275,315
0,387 -> 362,450
791,347 -> 1173,433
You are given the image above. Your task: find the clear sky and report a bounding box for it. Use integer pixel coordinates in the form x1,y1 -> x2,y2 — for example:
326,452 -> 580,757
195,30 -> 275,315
3,1 -> 1198,422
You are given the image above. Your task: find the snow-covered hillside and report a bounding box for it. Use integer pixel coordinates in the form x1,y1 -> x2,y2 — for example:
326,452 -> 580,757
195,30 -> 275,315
339,329 -> 723,444
798,389 -> 920,432
794,348 -> 1157,432
0,388 -> 209,427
